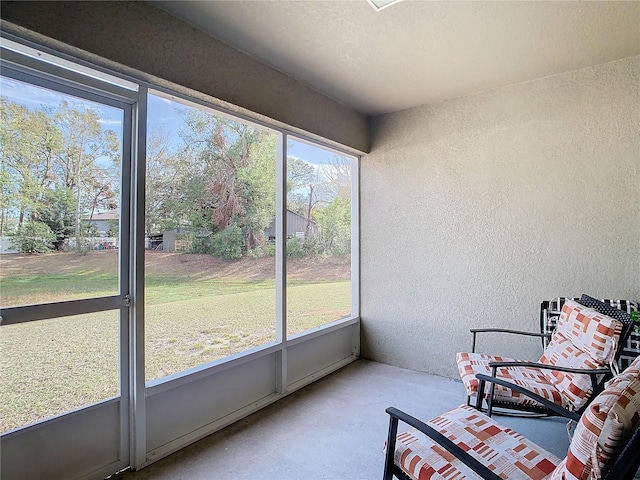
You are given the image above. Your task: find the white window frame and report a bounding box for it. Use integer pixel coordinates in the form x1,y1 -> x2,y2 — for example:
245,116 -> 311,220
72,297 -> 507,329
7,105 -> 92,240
0,31 -> 360,474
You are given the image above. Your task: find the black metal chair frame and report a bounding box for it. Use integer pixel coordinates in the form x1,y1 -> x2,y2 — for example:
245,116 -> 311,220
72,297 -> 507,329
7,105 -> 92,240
383,406 -> 640,480
468,324 -> 632,420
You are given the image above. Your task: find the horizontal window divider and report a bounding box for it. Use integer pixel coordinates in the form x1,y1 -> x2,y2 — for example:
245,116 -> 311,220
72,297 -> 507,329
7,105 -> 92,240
145,341 -> 282,395
1,32 -> 139,94
1,396 -> 120,439
0,49 -> 137,107
146,318 -> 360,396
286,316 -> 360,346
0,295 -> 125,326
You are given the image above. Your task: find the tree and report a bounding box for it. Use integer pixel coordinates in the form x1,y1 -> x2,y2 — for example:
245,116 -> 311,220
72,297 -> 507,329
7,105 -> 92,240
287,157 -> 318,238
145,126 -> 185,236
0,97 -> 120,251
314,197 -> 351,255
34,187 -> 76,251
286,154 -> 352,255
0,98 -> 62,231
321,155 -> 351,200
51,101 -> 120,249
10,221 -> 56,253
315,156 -> 351,254
172,109 -> 276,256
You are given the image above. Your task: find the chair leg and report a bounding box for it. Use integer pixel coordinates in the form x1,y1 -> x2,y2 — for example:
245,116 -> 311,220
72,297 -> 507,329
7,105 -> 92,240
383,415 -> 399,480
486,367 -> 497,417
475,379 -> 485,411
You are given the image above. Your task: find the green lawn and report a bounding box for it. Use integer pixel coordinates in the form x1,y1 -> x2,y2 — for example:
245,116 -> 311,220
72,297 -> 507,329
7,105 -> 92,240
0,252 -> 351,433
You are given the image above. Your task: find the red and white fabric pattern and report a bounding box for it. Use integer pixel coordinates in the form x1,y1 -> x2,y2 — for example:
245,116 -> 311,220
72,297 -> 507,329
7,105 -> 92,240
456,352 -> 564,409
391,357 -> 640,480
392,405 -> 561,480
456,300 -> 622,412
548,355 -> 640,480
552,300 -> 621,364
538,334 -> 601,411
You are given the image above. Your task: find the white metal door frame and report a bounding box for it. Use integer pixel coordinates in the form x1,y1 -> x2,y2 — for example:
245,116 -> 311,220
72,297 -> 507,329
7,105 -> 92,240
0,41 -> 138,473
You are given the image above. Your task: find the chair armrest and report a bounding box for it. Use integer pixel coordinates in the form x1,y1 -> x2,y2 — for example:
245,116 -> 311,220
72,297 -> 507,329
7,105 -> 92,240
470,328 -> 551,338
469,329 -> 552,353
487,360 -> 611,376
477,362 -> 611,419
475,373 -> 581,421
384,407 -> 502,480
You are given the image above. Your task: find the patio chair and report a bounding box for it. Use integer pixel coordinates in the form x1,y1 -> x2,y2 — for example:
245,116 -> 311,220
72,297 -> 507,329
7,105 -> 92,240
383,356 -> 640,480
540,295 -> 639,370
457,295 -> 633,420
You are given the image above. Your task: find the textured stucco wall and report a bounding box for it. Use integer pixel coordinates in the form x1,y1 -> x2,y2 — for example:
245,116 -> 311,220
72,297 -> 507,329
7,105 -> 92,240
0,1 -> 369,153
361,57 -> 640,378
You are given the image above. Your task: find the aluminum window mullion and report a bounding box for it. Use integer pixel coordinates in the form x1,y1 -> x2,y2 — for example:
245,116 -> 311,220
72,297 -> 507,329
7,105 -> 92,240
118,101 -> 134,468
129,86 -> 148,470
351,157 -> 361,356
275,133 -> 288,394
351,157 -> 360,319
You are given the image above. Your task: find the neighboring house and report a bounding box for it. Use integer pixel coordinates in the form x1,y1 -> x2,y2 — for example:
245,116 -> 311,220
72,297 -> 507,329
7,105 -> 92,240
152,212 -> 315,252
264,209 -> 316,240
148,227 -> 204,251
87,211 -> 118,237
160,227 -> 192,252
0,237 -> 18,255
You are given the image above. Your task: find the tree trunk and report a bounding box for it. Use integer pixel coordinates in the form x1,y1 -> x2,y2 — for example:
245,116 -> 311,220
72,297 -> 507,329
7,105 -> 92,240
305,185 -> 315,240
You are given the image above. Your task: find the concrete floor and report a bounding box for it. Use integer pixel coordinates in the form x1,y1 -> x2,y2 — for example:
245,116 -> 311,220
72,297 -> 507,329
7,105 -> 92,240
111,360 -> 570,480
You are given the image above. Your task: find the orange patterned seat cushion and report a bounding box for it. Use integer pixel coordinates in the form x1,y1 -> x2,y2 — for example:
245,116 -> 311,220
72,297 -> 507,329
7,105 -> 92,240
456,352 -> 565,409
392,358 -> 640,480
392,405 -> 561,480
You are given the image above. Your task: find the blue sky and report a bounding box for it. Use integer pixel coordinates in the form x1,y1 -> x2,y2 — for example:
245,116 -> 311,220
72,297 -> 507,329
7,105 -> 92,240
147,93 -> 351,167
0,75 -> 123,129
1,77 -> 352,168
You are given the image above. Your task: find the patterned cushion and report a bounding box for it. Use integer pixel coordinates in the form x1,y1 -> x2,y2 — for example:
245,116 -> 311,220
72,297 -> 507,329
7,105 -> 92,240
456,300 -> 623,413
578,294 -> 632,327
548,358 -> 640,480
552,300 -> 622,364
539,333 -> 602,411
456,352 -> 565,409
392,405 -> 561,480
541,297 -> 580,337
620,355 -> 640,378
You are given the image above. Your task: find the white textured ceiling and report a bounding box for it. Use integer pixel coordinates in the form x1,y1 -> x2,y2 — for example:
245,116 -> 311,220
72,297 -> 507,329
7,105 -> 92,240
155,1 -> 640,115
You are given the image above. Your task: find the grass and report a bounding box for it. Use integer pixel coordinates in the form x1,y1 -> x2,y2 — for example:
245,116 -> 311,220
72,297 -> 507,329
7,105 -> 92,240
0,251 -> 351,433
1,272 -> 118,306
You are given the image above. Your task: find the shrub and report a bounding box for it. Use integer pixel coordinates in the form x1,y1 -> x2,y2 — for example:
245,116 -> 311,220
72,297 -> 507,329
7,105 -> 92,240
189,235 -> 212,254
11,221 -> 56,253
247,242 -> 276,258
210,226 -> 243,260
286,237 -> 306,258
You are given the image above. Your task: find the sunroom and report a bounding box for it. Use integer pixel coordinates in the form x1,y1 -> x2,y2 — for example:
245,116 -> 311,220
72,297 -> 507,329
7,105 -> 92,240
0,2 -> 638,479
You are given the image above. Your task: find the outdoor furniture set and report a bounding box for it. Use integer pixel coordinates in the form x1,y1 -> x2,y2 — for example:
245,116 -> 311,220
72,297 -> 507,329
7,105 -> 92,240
383,295 -> 640,479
